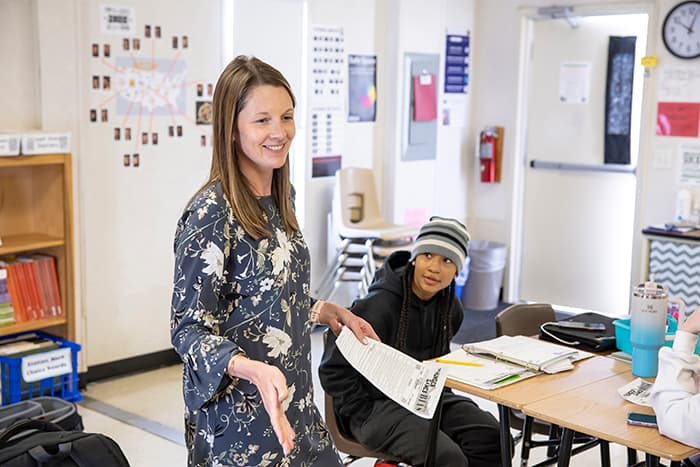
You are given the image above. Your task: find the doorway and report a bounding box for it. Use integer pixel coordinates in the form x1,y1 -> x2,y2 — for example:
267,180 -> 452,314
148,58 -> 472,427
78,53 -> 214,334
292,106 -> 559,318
512,7 -> 649,316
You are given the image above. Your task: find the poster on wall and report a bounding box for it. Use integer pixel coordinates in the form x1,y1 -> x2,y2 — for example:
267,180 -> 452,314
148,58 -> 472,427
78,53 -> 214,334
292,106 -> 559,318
347,54 -> 376,123
679,145 -> 700,185
658,65 -> 700,102
559,62 -> 591,104
656,102 -> 700,137
444,33 -> 469,94
310,25 -> 345,177
89,10 -> 214,168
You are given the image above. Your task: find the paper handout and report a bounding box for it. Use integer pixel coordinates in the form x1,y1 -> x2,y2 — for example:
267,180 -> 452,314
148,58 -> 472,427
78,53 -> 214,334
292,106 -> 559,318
335,327 -> 446,419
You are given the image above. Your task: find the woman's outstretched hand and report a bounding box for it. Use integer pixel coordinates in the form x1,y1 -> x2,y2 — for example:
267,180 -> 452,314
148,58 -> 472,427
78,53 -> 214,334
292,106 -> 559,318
227,356 -> 296,455
318,301 -> 380,344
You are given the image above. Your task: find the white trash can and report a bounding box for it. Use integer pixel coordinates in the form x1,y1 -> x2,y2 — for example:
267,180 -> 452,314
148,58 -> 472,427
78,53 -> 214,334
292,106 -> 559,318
462,241 -> 506,311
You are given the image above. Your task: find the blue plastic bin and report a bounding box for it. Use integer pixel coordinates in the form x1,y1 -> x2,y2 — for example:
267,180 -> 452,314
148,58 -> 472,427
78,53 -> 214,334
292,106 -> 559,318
613,319 -> 700,355
0,332 -> 81,405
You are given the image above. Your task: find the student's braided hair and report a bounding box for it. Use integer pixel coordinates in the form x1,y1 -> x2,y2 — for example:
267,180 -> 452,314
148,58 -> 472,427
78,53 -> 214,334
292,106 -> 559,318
394,262 -> 456,356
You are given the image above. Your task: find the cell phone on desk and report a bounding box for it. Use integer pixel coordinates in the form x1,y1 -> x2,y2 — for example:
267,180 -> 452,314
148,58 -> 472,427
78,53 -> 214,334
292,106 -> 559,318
626,412 -> 657,428
553,321 -> 607,331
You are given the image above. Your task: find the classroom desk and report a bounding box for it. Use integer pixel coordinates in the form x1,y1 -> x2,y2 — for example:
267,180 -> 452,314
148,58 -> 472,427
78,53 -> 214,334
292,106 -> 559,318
523,372 -> 700,467
444,356 -> 630,466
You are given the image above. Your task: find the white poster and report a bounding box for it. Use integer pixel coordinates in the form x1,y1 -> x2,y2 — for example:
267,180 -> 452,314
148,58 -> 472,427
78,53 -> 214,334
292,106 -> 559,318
658,65 -> 700,102
559,62 -> 591,104
100,5 -> 135,35
679,144 -> 700,185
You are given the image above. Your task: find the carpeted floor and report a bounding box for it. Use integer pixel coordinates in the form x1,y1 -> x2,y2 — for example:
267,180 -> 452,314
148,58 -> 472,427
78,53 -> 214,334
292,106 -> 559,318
452,302 -> 511,345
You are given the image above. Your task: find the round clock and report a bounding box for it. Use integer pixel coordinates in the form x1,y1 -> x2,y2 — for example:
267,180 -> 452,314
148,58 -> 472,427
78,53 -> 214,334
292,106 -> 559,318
662,1 -> 700,59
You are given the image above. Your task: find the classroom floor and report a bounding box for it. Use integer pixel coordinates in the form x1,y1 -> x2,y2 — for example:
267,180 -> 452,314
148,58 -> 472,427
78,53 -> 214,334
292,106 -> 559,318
78,331 -> 637,467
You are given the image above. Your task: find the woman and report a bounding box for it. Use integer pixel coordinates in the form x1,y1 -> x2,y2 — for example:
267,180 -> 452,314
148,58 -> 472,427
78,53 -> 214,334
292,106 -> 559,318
171,55 -> 378,466
319,216 -> 503,467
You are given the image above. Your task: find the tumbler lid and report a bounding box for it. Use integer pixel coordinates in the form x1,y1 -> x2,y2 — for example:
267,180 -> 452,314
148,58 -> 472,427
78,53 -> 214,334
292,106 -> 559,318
633,281 -> 667,300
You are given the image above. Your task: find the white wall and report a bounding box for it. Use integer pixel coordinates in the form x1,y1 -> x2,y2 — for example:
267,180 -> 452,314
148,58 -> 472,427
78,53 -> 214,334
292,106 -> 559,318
469,0 -> 688,302
8,0 -> 683,367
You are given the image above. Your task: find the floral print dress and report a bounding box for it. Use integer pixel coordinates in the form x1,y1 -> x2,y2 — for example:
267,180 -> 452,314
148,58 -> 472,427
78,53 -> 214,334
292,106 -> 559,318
171,181 -> 342,467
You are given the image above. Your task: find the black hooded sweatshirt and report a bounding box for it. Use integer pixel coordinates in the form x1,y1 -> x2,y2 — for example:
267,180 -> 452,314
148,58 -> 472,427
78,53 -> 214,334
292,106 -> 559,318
318,250 -> 464,434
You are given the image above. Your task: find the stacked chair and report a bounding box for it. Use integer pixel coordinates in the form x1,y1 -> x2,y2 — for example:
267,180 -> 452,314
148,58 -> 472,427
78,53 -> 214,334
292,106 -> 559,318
315,167 -> 418,307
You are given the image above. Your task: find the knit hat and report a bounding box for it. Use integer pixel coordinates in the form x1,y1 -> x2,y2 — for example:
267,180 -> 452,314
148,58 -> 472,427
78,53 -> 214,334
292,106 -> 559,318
410,216 -> 470,272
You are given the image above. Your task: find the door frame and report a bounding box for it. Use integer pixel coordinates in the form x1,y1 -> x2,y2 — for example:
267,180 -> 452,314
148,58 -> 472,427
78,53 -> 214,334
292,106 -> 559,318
506,2 -> 656,306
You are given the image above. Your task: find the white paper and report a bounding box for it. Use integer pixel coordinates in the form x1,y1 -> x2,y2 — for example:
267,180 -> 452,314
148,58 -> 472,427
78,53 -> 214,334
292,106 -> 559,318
559,62 -> 591,104
435,348 -> 539,390
679,145 -> 700,185
618,377 -> 653,407
658,65 -> 700,102
335,327 -> 446,418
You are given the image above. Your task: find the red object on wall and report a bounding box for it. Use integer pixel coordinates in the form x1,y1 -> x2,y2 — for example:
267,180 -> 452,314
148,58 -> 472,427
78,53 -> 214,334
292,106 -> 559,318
480,159 -> 496,183
413,74 -> 437,121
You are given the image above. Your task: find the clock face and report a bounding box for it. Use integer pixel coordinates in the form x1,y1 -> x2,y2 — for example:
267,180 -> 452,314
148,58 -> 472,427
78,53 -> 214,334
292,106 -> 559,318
663,1 -> 700,59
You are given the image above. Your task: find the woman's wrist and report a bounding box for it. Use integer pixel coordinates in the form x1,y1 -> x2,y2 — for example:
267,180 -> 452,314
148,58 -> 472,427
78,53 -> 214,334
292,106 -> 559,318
310,300 -> 325,323
226,354 -> 250,379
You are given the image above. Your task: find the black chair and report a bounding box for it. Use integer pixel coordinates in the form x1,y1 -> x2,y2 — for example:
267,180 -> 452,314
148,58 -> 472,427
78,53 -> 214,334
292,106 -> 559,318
495,303 -> 610,466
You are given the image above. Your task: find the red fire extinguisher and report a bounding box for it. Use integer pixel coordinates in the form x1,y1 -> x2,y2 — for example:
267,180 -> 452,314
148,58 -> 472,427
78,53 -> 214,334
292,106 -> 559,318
478,128 -> 498,183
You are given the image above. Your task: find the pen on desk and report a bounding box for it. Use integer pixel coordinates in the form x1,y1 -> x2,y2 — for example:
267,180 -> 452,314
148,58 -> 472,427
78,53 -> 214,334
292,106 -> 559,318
435,359 -> 483,367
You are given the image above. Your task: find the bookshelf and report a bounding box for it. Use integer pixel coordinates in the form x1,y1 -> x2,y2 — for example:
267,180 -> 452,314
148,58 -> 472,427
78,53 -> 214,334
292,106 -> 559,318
0,154 -> 74,341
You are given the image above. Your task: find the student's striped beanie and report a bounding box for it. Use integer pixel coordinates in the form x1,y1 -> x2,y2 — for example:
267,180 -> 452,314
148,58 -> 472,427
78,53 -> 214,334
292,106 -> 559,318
410,216 -> 470,273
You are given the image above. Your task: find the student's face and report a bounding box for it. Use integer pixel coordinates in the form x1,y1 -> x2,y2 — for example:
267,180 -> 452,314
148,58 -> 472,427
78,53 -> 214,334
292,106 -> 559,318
411,253 -> 457,301
236,85 -> 295,180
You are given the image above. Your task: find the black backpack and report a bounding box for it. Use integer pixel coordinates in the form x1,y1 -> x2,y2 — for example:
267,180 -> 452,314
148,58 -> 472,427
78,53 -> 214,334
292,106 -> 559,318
0,419 -> 130,467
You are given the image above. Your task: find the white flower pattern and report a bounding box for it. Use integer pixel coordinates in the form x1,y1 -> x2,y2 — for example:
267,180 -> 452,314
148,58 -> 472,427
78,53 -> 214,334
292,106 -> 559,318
170,182 -> 341,467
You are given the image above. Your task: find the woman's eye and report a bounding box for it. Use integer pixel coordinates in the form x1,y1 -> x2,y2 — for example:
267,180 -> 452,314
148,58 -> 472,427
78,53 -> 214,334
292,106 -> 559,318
255,118 -> 269,124
444,258 -> 453,264
283,114 -> 294,121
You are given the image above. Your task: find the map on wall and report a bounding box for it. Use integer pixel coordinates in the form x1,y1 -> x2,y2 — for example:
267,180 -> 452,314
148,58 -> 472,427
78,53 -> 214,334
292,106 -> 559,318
89,5 -> 214,168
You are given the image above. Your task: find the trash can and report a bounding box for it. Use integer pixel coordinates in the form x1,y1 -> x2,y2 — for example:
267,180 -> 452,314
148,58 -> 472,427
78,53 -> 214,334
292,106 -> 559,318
454,256 -> 470,301
462,240 -> 507,311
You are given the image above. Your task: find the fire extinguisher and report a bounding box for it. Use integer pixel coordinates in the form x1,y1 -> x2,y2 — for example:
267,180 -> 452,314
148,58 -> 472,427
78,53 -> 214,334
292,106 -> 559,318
478,127 -> 498,183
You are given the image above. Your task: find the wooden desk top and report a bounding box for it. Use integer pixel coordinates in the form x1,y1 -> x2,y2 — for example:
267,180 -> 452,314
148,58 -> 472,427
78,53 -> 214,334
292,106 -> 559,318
446,355 -> 630,409
523,372 -> 699,461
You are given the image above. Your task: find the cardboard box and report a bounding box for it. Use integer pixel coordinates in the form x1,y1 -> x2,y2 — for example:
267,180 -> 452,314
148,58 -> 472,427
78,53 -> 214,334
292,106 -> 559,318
20,132 -> 71,155
0,133 -> 21,156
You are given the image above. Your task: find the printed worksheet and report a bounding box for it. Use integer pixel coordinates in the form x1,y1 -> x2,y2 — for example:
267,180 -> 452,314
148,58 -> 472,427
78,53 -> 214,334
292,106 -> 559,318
335,327 -> 446,418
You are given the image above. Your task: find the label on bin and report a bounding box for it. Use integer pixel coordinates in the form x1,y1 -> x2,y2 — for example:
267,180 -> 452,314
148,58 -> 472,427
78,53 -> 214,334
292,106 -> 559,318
21,348 -> 72,383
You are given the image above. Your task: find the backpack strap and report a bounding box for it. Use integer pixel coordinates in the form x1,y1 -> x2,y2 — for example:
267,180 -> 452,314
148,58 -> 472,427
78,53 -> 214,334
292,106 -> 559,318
0,419 -> 64,447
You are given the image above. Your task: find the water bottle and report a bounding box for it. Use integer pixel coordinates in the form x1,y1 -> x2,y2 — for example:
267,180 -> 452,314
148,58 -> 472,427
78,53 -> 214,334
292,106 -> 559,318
630,282 -> 685,377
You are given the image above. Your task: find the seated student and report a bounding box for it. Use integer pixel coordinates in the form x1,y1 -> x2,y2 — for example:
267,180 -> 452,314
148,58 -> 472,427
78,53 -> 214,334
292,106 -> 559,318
319,216 -> 503,467
650,306 -> 700,448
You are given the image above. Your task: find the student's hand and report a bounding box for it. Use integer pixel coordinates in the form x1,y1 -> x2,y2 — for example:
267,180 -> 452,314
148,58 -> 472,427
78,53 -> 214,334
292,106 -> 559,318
227,356 -> 296,455
318,301 -> 380,343
680,307 -> 700,335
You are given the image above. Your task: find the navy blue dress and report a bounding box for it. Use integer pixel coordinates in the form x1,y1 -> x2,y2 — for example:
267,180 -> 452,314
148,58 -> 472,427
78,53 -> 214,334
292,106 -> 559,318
171,181 -> 342,466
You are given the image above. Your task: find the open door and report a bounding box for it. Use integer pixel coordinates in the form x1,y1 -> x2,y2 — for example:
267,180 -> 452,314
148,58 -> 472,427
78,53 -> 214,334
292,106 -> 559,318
515,9 -> 649,315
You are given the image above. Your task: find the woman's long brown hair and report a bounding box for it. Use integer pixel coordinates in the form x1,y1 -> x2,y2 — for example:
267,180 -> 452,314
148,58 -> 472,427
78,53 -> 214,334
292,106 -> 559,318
201,55 -> 299,239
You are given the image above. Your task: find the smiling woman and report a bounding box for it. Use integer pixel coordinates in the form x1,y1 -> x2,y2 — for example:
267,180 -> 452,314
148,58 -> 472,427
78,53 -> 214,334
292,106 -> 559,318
170,55 -> 379,467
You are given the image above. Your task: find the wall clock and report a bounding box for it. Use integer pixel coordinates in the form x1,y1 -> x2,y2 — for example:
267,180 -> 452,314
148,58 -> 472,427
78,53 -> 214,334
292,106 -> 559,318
662,1 -> 700,59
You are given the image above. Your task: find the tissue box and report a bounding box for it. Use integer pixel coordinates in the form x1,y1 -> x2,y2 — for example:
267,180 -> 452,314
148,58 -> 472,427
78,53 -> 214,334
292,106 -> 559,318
614,319 -> 700,354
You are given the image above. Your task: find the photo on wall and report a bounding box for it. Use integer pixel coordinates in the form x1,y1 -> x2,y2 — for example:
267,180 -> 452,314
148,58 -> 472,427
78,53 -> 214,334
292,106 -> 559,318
347,54 -> 377,122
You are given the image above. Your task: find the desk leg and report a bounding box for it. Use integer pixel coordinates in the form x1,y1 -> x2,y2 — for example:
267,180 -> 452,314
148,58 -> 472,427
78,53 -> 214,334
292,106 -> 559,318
497,404 -> 512,467
645,453 -> 660,467
556,428 -> 574,467
424,393 -> 444,467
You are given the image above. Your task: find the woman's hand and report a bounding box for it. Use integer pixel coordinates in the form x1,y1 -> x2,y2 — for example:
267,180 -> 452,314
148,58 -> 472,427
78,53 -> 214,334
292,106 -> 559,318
227,356 -> 296,455
317,301 -> 380,343
680,307 -> 700,335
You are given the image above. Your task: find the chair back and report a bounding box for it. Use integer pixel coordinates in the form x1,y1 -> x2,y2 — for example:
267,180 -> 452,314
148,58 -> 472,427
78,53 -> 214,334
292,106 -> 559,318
333,167 -> 383,228
495,303 -> 556,337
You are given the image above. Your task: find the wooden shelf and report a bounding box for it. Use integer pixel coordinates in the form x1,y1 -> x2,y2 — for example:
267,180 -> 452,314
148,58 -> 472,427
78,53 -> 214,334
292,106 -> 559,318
0,233 -> 64,255
0,316 -> 68,337
0,154 -> 66,168
0,153 -> 75,341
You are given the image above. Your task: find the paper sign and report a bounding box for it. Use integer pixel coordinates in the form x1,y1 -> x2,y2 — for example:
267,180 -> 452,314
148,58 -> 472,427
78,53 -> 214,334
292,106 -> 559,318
413,74 -> 437,122
21,348 -> 72,383
679,145 -> 700,185
656,102 -> 700,137
559,62 -> 591,104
